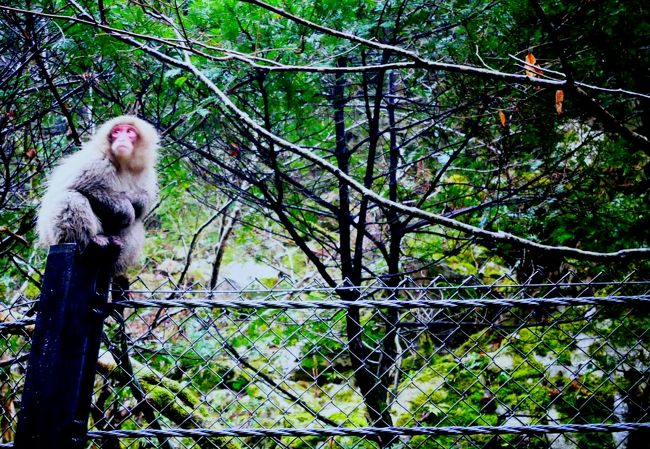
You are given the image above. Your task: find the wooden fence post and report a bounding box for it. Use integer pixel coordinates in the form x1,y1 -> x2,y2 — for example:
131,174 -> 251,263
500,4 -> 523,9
14,243 -> 113,449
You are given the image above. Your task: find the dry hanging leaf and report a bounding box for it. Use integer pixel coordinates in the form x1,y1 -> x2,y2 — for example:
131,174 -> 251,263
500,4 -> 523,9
525,51 -> 543,77
555,89 -> 564,115
229,143 -> 240,158
25,148 -> 37,160
498,110 -> 507,127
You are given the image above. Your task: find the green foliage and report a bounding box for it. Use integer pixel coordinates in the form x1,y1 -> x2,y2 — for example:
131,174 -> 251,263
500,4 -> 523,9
391,304 -> 641,449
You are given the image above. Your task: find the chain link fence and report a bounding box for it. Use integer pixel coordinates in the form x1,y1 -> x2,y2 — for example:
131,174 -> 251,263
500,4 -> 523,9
2,272 -> 650,448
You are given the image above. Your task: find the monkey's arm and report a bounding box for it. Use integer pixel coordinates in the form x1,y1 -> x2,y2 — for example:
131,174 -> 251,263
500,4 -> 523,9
71,161 -> 135,231
85,190 -> 135,233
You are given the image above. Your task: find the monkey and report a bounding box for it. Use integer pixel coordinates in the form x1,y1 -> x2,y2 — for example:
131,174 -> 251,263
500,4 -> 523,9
36,115 -> 159,274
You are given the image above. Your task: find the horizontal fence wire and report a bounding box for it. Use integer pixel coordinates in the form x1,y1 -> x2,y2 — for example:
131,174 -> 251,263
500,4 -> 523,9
86,422 -> 650,438
2,272 -> 650,449
115,295 -> 650,309
0,319 -> 35,331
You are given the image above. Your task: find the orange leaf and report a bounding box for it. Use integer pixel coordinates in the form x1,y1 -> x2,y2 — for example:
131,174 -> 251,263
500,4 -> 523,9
498,110 -> 507,127
25,148 -> 37,160
555,89 -> 564,115
525,51 -> 543,77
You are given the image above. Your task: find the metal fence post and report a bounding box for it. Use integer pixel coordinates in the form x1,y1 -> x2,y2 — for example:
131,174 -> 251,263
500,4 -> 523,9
14,243 -> 113,449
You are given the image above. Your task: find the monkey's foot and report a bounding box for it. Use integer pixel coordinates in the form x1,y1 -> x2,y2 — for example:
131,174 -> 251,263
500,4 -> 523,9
91,234 -> 111,248
88,234 -> 123,266
112,274 -> 132,301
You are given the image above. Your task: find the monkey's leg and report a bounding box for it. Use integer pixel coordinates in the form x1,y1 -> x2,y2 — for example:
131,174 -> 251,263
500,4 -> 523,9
53,192 -> 102,249
128,188 -> 151,219
113,222 -> 145,275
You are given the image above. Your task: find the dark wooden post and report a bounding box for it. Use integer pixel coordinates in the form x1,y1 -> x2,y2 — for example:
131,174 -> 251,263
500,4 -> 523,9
15,243 -> 113,449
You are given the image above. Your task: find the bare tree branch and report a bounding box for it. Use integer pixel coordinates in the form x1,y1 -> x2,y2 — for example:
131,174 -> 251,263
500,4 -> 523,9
6,3 -> 649,261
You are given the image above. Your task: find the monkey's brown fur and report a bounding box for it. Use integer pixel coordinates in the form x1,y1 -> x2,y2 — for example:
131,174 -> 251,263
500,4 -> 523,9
37,115 -> 159,273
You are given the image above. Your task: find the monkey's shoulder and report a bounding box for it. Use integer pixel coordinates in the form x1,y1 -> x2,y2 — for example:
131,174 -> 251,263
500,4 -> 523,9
47,149 -> 117,191
54,148 -> 114,175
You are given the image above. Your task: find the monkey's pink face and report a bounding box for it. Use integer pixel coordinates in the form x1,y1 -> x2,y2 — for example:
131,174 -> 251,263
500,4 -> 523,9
110,124 -> 140,159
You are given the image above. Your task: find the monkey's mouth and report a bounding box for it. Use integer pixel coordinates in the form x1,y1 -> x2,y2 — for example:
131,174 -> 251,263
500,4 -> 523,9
114,144 -> 133,155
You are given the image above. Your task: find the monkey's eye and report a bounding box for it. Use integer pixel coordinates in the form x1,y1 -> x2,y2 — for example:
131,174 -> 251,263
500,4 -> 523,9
111,125 -> 139,141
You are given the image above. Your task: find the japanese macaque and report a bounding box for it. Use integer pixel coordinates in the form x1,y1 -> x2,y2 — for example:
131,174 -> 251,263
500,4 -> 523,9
37,115 -> 159,274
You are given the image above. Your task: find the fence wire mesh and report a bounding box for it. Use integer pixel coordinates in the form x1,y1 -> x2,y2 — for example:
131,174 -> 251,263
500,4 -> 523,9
0,299 -> 33,446
2,272 -> 650,449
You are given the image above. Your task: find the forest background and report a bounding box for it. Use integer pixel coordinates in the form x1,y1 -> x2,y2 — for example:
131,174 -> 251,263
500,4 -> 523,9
1,1 -> 650,448
2,0 -> 650,292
